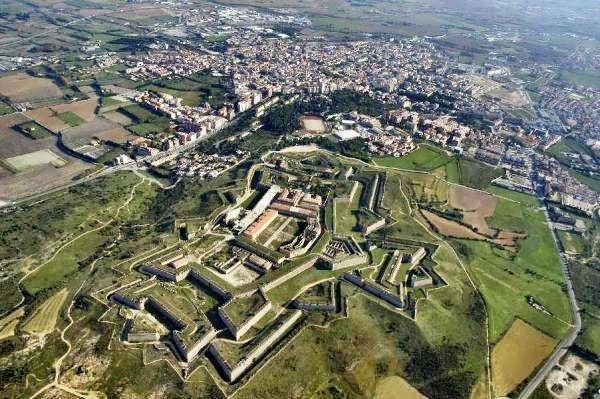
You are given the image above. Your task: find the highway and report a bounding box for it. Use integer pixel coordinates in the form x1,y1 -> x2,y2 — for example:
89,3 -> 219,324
517,204 -> 582,399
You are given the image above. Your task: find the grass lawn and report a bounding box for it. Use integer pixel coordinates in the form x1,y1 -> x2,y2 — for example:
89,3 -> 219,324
558,69 -> 600,88
119,104 -> 166,125
101,96 -> 125,107
57,111 -> 85,127
557,231 -> 585,254
126,122 -> 165,136
488,185 -> 540,207
335,182 -> 363,235
374,144 -> 453,171
546,137 -> 593,158
456,158 -> 502,190
455,198 -> 572,341
578,312 -> 600,355
444,158 -> 460,183
13,121 -> 54,139
0,101 -> 13,115
138,84 -> 202,107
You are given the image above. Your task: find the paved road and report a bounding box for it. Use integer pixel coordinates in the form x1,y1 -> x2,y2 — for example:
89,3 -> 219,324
517,204 -> 582,399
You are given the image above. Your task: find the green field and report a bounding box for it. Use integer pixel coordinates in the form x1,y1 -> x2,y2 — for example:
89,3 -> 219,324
567,168 -> 600,193
455,198 -> 572,341
444,158 -> 460,183
456,158 -> 502,190
13,120 -> 54,139
57,111 -> 85,127
22,230 -> 108,295
557,231 -> 585,254
374,144 -> 453,171
558,69 -> 600,88
138,72 -> 229,107
126,122 -> 165,136
546,137 -> 593,158
138,84 -> 203,107
334,182 -> 363,235
578,312 -> 600,355
488,186 -> 540,207
569,261 -> 600,355
236,294 -> 484,399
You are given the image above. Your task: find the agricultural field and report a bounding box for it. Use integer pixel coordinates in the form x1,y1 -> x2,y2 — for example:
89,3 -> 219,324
448,185 -> 497,236
57,111 -> 86,127
22,288 -> 69,336
454,197 -> 572,341
116,103 -> 171,137
454,158 -> 503,190
491,319 -> 556,396
0,73 -> 63,104
487,185 -> 540,207
558,69 -> 600,88
24,107 -> 70,132
24,97 -> 99,133
0,154 -> 92,201
138,72 -> 230,108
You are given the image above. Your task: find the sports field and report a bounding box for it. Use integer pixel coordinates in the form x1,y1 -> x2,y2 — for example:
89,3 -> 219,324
22,288 -> 69,336
2,149 -> 67,172
299,115 -> 327,133
491,319 -> 556,396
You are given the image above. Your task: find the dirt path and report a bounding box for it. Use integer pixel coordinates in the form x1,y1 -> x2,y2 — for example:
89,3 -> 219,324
25,178 -> 144,399
397,176 -> 493,399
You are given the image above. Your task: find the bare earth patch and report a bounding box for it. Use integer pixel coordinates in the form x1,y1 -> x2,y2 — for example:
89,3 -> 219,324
299,115 -> 327,133
448,185 -> 497,236
421,209 -> 487,240
0,73 -> 63,103
374,376 -> 426,399
52,97 -> 99,122
25,108 -> 69,132
545,353 -> 600,399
